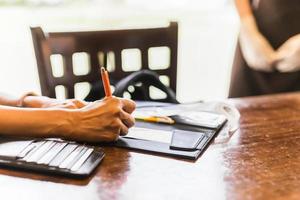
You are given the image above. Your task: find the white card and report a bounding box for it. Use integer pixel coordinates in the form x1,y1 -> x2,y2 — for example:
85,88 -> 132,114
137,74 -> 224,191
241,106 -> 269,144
123,127 -> 173,144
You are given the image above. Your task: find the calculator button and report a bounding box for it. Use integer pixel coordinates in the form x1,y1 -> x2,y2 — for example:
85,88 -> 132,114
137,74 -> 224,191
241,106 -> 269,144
16,141 -> 35,158
71,148 -> 94,171
59,146 -> 85,169
25,141 -> 56,163
20,141 -> 45,161
37,142 -> 67,165
49,144 -> 77,167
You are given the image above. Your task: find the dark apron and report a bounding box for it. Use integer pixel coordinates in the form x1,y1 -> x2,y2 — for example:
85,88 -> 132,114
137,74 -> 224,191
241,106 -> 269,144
228,0 -> 300,98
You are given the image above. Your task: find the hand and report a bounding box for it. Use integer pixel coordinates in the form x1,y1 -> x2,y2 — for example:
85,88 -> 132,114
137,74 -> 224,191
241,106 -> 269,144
41,99 -> 88,109
23,96 -> 88,109
276,34 -> 300,72
65,97 -> 136,142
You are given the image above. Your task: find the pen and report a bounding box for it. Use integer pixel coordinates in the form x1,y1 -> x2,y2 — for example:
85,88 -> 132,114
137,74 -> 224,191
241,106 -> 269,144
135,116 -> 175,124
100,67 -> 112,97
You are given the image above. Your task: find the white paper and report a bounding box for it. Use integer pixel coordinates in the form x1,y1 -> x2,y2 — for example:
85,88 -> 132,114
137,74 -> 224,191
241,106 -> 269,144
133,101 -> 240,133
123,127 -> 173,144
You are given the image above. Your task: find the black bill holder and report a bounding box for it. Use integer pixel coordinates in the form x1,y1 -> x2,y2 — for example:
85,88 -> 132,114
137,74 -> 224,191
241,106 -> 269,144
115,119 -> 226,160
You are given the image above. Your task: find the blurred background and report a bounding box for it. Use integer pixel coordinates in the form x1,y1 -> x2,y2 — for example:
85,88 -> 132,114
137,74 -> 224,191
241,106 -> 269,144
0,0 -> 239,102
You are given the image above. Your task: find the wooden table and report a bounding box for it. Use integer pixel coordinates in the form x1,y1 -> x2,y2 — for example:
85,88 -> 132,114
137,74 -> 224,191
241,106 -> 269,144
1,92 -> 300,200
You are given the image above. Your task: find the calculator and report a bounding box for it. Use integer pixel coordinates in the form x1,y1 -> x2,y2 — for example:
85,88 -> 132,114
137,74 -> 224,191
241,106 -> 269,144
0,137 -> 105,178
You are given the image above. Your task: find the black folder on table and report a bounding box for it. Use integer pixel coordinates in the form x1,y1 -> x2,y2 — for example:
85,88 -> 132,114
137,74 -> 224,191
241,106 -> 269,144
115,115 -> 227,160
0,138 -> 105,178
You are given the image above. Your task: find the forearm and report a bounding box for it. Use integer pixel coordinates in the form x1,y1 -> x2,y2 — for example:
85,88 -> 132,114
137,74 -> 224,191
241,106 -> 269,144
236,0 -> 267,47
235,0 -> 277,71
0,106 -> 71,138
235,0 -> 253,19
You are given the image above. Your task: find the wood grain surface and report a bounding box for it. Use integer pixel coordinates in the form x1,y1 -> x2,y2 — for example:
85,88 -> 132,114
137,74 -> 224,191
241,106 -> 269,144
1,92 -> 300,200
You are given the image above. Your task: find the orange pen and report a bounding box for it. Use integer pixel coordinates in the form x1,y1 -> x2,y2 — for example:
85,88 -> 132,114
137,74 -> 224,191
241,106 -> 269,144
100,67 -> 112,97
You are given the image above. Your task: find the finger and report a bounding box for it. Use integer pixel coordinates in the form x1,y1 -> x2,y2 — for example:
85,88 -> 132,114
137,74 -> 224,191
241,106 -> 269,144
64,104 -> 77,109
276,59 -> 296,73
120,110 -> 135,128
109,131 -> 120,141
50,103 -> 77,109
276,65 -> 287,72
118,120 -> 129,136
121,99 -> 136,114
82,100 -> 103,110
71,99 -> 87,108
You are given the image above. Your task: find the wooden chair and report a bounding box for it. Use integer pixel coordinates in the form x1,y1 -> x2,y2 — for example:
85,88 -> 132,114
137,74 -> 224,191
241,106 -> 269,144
30,22 -> 178,100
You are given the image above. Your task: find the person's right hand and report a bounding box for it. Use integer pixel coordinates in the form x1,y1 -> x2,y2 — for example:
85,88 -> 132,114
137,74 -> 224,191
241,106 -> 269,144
65,97 -> 136,142
276,34 -> 300,72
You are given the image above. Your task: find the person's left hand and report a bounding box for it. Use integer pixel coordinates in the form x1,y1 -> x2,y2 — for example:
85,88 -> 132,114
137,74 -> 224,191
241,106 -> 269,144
276,34 -> 300,72
41,98 -> 89,109
23,96 -> 89,109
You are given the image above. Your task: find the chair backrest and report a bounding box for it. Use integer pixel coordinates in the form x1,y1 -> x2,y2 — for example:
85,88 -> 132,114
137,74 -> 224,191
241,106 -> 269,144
30,22 -> 178,99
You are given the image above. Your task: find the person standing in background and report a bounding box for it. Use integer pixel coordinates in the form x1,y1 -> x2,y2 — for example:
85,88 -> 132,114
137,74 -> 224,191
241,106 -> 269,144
229,0 -> 300,97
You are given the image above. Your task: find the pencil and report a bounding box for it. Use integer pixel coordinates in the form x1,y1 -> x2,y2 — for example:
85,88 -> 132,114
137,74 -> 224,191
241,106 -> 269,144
100,67 -> 112,97
135,116 -> 175,124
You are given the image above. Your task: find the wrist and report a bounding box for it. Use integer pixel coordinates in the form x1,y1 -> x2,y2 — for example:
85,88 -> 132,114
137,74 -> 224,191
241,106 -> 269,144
52,109 -> 82,140
48,109 -> 77,139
